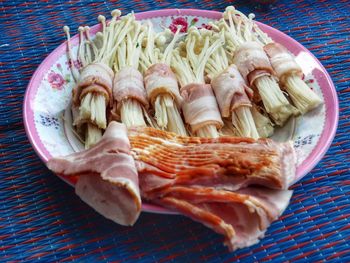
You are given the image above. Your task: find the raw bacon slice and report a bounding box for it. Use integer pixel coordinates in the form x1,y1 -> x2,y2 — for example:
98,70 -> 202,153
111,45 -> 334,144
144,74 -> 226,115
180,83 -> 223,133
47,122 -> 141,226
233,41 -> 275,87
72,62 -> 114,107
113,67 -> 149,109
152,186 -> 292,251
264,42 -> 303,85
144,63 -> 183,108
211,64 -> 252,118
129,127 -> 296,190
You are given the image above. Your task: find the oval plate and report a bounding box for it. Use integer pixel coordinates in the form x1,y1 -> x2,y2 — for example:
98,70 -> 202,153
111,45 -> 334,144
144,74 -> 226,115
23,9 -> 338,214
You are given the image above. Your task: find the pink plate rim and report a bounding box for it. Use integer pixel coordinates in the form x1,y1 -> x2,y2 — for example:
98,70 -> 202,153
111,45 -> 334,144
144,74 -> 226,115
23,8 -> 339,214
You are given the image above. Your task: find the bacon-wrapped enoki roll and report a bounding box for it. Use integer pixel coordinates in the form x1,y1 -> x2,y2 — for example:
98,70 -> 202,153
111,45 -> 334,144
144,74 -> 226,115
64,10 -> 130,148
218,7 -> 298,126
253,27 -> 322,114
111,16 -> 151,128
171,28 -> 224,137
139,24 -> 187,135
206,43 -> 260,139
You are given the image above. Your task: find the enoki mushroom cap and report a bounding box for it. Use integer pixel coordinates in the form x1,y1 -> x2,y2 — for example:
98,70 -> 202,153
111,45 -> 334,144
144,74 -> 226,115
111,9 -> 122,18
63,25 -> 70,33
98,15 -> 106,22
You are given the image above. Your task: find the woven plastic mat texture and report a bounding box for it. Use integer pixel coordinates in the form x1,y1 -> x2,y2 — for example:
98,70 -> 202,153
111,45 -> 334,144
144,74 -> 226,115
1,0 -> 349,262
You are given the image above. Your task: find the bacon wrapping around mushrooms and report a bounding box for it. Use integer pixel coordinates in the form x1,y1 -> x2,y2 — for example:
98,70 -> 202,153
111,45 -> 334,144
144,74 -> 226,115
113,66 -> 149,114
144,63 -> 183,109
181,83 -> 224,136
47,122 -> 141,226
211,64 -> 252,118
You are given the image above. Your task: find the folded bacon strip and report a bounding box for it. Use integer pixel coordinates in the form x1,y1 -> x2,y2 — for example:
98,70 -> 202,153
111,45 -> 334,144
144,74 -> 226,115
144,63 -> 183,109
151,186 -> 292,251
129,127 -> 296,191
47,122 -> 141,226
113,66 -> 149,109
181,83 -> 223,135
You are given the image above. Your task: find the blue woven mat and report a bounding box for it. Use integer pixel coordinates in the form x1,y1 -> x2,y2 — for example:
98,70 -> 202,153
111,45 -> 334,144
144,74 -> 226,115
1,0 -> 350,262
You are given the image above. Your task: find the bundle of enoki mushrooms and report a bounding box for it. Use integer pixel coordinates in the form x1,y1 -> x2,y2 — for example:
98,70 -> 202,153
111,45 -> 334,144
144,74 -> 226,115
217,6 -> 299,126
205,34 -> 260,139
139,23 -> 187,135
111,13 -> 152,128
64,9 -> 131,148
251,15 -> 323,114
171,27 -> 224,138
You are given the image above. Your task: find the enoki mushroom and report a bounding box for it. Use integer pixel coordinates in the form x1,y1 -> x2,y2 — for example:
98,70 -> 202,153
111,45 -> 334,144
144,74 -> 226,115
171,27 -> 223,138
221,6 -> 298,126
206,42 -> 260,139
63,9 -> 124,148
139,23 -> 187,135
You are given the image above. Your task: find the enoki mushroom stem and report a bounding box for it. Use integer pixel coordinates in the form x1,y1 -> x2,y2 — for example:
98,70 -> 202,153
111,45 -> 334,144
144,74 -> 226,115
120,99 -> 146,128
155,94 -> 187,136
251,106 -> 274,138
231,106 -> 259,139
254,76 -> 297,125
196,125 -> 219,138
285,75 -> 322,114
85,123 -> 102,149
80,93 -> 107,129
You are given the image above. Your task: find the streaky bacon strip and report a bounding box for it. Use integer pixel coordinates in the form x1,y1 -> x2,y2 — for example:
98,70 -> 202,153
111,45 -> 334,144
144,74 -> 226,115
264,42 -> 303,85
150,186 -> 292,251
180,83 -> 223,133
211,64 -> 252,117
233,42 -> 274,87
144,63 -> 183,108
73,62 -> 114,107
129,127 -> 296,190
113,67 -> 149,109
47,122 -> 141,226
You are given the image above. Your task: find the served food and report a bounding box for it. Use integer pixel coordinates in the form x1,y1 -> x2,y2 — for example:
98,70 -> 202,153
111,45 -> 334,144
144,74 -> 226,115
48,121 -> 295,250
46,5 -> 324,251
